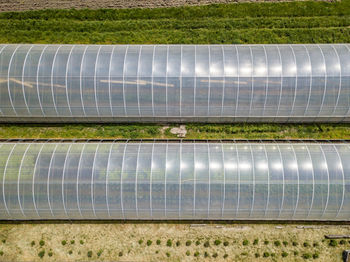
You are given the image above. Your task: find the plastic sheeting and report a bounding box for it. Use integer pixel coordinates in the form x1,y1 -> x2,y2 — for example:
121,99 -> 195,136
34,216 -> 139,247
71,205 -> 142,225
1,44 -> 350,123
0,141 -> 349,220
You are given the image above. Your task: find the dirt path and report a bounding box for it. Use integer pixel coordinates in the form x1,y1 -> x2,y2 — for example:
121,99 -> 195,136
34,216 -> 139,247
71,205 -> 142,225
0,0 -> 334,12
0,223 -> 348,261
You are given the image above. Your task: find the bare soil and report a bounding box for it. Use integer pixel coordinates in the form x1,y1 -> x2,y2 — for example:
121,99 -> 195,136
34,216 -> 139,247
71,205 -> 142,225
0,0 -> 334,12
0,223 -> 348,261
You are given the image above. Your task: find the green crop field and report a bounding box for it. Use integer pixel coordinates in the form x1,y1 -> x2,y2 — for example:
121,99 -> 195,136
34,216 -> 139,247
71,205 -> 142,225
1,0 -> 350,140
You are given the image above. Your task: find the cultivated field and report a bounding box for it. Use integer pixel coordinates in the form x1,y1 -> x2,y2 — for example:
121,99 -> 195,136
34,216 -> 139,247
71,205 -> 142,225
0,223 -> 348,261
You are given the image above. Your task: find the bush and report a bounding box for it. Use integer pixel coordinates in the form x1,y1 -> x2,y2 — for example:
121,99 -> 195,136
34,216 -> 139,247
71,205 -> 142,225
292,241 -> 298,246
282,251 -> 288,257
243,239 -> 249,246
138,239 -> 143,245
329,240 -> 337,247
166,252 -> 170,257
274,240 -> 281,247
339,239 -> 346,245
70,240 -> 75,244
204,241 -> 210,248
313,252 -> 319,259
61,240 -> 67,246
223,254 -> 228,258
97,249 -> 103,257
147,240 -> 152,246
186,250 -> 190,256
255,253 -> 260,258
195,240 -> 200,246
118,251 -> 123,257
80,240 -> 84,245
303,242 -> 310,247
186,240 -> 191,246
283,241 -> 288,246
87,251 -> 92,258
223,241 -> 229,246
214,239 -> 221,246
212,252 -> 218,258
194,251 -> 199,257
166,239 -> 172,247
253,239 -> 259,245
263,252 -> 270,257
302,253 -> 312,259
156,239 -> 161,245
176,240 -> 180,247
38,250 -> 45,258
48,251 -> 53,257
264,240 -> 269,245
31,241 -> 35,247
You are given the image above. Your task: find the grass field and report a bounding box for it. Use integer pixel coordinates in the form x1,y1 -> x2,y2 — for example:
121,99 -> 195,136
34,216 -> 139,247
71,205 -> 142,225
0,223 -> 348,261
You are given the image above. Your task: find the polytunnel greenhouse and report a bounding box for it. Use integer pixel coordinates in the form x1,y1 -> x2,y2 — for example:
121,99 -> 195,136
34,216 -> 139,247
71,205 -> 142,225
0,140 -> 349,221
0,44 -> 350,123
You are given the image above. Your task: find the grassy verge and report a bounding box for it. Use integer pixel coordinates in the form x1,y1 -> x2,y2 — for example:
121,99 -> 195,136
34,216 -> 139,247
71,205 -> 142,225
1,123 -> 350,140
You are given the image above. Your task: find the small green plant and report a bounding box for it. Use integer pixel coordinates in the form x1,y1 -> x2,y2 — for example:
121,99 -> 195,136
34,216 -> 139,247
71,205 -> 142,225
282,251 -> 288,257
195,240 -> 200,246
243,239 -> 249,246
253,239 -> 259,245
155,250 -> 159,254
70,240 -> 75,244
294,251 -> 299,256
223,240 -> 229,246
156,239 -> 161,245
264,240 -> 269,245
68,250 -> 73,255
39,240 -> 45,246
118,251 -> 123,257
204,241 -> 210,248
241,252 -> 248,256
186,250 -> 190,256
212,252 -> 218,258
166,239 -> 172,247
214,239 -> 221,246
271,253 -> 276,257
48,251 -> 53,257
87,251 -> 92,258
274,240 -> 281,247
263,252 -> 270,257
0,251 -> 3,256
313,242 -> 319,247
186,240 -> 191,246
303,242 -> 310,247
339,239 -> 346,245
204,251 -> 209,257
1,240 -> 5,244
176,240 -> 180,247
283,241 -> 288,246
38,250 -> 45,259
313,252 -> 319,259
223,254 -> 228,258
61,240 -> 67,246
329,239 -> 337,247
147,240 -> 152,246
302,253 -> 312,259
166,252 -> 170,257
31,241 -> 35,247
97,249 -> 103,257
80,240 -> 84,245
194,251 -> 199,257
292,241 -> 298,246
138,239 -> 143,245
255,253 -> 260,258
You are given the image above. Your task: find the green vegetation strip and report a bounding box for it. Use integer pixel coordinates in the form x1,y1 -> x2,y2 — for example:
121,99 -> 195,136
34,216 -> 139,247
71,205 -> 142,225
1,123 -> 350,140
1,1 -> 350,44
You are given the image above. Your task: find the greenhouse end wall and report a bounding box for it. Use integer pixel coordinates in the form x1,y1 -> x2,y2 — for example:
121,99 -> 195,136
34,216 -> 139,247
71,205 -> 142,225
0,141 -> 349,221
1,44 -> 350,123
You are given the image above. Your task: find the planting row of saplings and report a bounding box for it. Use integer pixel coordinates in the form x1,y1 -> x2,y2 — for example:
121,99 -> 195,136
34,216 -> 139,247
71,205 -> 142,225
20,237 -> 350,259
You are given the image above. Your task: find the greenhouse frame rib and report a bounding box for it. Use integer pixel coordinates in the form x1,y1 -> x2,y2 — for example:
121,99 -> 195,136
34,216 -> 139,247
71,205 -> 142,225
1,44 -> 350,123
0,140 -> 349,221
